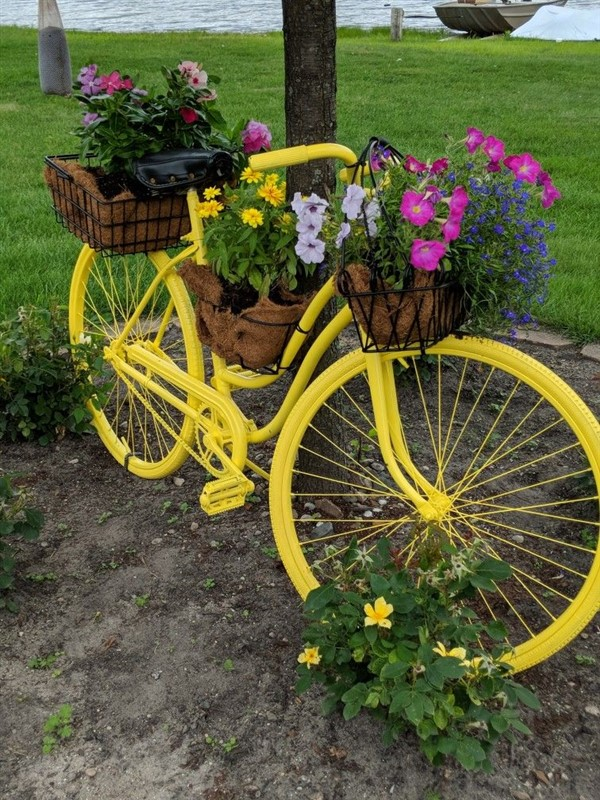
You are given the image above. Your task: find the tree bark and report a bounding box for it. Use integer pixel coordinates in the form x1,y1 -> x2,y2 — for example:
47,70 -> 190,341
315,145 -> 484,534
282,0 -> 337,199
282,1 -> 345,496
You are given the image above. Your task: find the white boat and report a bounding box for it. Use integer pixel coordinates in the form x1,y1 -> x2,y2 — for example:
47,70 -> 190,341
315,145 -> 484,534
434,0 -> 568,36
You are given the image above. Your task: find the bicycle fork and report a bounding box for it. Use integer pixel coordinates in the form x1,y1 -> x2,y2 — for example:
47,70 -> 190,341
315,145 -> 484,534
364,353 -> 452,523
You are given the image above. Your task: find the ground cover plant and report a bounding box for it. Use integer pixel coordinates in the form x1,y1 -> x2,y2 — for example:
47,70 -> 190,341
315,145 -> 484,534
0,26 -> 598,340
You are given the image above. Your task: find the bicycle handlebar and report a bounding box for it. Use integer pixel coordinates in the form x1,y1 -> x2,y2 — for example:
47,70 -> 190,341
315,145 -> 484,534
248,143 -> 358,171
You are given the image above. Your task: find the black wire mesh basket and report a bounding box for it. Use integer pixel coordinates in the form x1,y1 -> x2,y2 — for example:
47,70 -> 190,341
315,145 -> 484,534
44,155 -> 190,255
337,263 -> 466,353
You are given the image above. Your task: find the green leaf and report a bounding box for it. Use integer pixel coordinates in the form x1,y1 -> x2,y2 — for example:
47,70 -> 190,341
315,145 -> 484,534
512,684 -> 541,710
389,689 -> 413,715
490,713 -> 509,733
380,661 -> 410,680
485,619 -> 508,640
405,694 -> 425,726
369,573 -> 390,596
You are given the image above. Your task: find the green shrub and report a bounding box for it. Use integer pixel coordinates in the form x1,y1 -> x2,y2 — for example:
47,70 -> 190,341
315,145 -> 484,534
0,305 -> 103,444
0,473 -> 44,611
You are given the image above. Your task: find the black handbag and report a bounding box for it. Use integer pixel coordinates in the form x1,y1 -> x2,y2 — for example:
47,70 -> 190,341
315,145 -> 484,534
133,148 -> 234,194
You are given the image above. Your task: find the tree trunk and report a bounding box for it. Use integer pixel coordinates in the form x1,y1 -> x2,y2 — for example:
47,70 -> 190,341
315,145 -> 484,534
282,1 -> 345,497
282,0 -> 337,199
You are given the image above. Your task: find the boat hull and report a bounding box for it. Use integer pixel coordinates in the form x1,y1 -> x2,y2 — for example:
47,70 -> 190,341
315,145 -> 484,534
434,1 -> 568,36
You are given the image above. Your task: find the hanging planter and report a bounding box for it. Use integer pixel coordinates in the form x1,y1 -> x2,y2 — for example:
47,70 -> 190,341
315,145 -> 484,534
337,262 -> 466,352
179,261 -> 312,371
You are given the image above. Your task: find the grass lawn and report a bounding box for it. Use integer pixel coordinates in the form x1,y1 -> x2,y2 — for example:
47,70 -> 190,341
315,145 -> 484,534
1,26 -> 598,340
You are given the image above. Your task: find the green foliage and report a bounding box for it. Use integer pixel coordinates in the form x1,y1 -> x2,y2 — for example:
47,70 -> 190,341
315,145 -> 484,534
201,172 -> 321,297
28,651 -> 64,670
0,305 -> 105,445
42,704 -> 74,754
73,62 -> 244,177
296,538 -> 540,772
0,473 -> 44,611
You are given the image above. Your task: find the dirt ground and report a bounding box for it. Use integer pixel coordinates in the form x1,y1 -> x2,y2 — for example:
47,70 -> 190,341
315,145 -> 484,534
1,338 -> 599,800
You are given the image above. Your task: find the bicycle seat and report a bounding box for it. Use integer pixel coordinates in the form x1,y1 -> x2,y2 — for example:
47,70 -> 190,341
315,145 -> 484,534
133,148 -> 234,195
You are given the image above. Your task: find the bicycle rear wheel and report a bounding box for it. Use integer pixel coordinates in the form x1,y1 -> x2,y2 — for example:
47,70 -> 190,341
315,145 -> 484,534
270,337 -> 600,671
69,246 -> 202,478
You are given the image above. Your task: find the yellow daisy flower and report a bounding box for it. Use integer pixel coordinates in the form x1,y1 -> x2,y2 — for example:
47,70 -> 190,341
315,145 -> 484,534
203,186 -> 221,200
240,167 -> 262,184
257,183 -> 285,207
297,646 -> 321,669
263,172 -> 281,186
241,208 -> 264,228
196,199 -> 224,219
364,596 -> 394,629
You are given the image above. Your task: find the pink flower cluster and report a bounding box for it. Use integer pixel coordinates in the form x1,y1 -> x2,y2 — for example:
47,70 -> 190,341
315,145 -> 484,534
467,126 -> 561,208
393,128 -> 562,272
398,166 -> 470,272
77,64 -> 134,97
178,60 -> 209,90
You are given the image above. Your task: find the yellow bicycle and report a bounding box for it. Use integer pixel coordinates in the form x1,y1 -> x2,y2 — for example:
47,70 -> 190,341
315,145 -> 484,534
54,143 -> 599,673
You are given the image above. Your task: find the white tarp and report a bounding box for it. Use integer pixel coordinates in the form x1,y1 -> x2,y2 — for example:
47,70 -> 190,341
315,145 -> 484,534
510,6 -> 600,41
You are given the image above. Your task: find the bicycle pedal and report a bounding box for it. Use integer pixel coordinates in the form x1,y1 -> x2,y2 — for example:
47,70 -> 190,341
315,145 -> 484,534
200,475 -> 255,516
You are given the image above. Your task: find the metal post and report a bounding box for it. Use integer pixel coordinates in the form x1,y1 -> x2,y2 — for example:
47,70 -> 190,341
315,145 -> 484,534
391,7 -> 405,41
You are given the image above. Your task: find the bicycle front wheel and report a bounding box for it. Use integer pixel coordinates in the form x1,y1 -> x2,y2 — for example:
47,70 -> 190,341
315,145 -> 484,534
270,337 -> 600,672
69,246 -> 203,479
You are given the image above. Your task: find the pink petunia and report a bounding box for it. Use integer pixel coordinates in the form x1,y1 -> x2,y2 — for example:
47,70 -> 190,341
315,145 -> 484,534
465,126 -> 485,154
541,180 -> 561,208
448,185 -> 469,217
241,120 -> 272,154
404,155 -> 428,174
441,216 -> 462,243
410,239 -> 447,271
504,153 -> 542,184
179,107 -> 199,123
482,136 -> 505,164
400,190 -> 436,226
429,157 -> 448,176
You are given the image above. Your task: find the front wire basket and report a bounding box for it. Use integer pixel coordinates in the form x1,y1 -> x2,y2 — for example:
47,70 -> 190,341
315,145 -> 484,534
44,155 -> 190,255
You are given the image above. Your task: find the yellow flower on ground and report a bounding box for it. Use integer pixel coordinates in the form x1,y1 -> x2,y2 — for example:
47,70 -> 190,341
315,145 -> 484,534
240,208 -> 264,228
240,166 -> 262,184
297,646 -> 321,669
196,199 -> 224,218
257,182 -> 285,207
364,596 -> 394,629
432,641 -> 467,661
203,186 -> 221,200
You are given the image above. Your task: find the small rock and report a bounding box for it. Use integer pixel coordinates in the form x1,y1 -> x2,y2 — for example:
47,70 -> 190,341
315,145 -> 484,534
363,510 -> 374,518
313,521 -> 334,537
151,537 -> 162,545
189,521 -> 199,531
68,458 -> 79,465
584,704 -> 600,717
512,534 -> 525,544
172,476 -> 185,487
85,768 -> 97,778
512,792 -> 531,800
315,498 -> 343,518
151,671 -> 162,681
533,770 -> 550,786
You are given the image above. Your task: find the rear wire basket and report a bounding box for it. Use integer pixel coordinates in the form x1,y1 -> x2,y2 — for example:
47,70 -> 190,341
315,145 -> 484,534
337,265 -> 466,354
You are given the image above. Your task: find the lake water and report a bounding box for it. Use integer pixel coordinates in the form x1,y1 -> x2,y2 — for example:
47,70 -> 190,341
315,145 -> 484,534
3,0 -> 596,34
